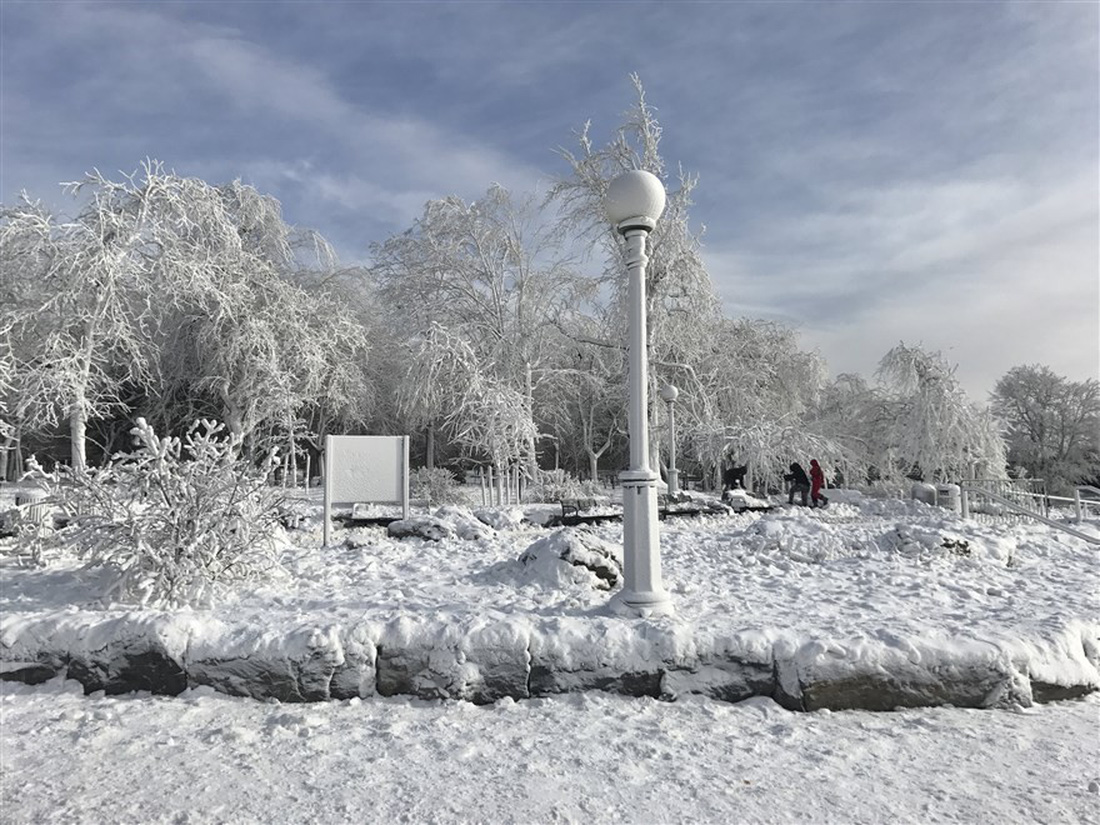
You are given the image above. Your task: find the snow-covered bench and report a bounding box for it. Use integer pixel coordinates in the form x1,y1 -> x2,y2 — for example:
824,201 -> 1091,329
556,499 -> 621,527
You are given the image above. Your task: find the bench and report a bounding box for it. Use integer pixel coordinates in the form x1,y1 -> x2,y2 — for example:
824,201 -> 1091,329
657,493 -> 705,520
556,498 -> 622,527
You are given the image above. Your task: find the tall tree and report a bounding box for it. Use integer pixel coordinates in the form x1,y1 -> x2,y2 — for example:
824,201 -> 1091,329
371,185 -> 582,476
1,162 -> 370,473
548,74 -> 722,479
0,182 -> 163,472
874,343 -> 1006,484
991,365 -> 1100,493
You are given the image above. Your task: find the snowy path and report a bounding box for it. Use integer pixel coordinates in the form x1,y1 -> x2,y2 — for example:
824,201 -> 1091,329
2,678 -> 1098,824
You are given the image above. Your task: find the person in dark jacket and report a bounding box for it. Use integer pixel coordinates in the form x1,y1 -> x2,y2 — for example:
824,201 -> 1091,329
784,462 -> 810,506
722,463 -> 747,492
810,459 -> 828,507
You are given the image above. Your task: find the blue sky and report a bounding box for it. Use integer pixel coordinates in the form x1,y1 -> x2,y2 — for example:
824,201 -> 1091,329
2,1 -> 1097,400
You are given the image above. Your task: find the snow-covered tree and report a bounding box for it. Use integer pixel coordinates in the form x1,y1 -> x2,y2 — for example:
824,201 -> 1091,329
2,162 -> 370,476
0,185 -> 163,472
547,325 -> 626,481
547,74 -> 723,480
874,343 -> 1006,484
991,364 -> 1100,493
371,185 -> 583,476
676,318 -> 836,490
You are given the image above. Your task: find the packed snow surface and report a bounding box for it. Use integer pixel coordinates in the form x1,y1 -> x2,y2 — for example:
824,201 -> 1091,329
2,678 -> 1098,824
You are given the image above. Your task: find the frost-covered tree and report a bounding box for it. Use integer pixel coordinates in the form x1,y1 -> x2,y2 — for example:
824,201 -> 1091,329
991,364 -> 1100,493
677,318 -> 837,490
371,185 -> 583,476
395,324 -> 483,469
874,343 -> 1006,484
547,323 -> 626,480
805,372 -> 887,485
0,340 -> 15,479
0,185 -> 163,472
2,162 -> 369,475
548,74 -> 723,479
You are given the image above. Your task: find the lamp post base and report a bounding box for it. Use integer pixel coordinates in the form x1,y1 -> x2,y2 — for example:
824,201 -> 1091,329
616,468 -> 673,617
608,588 -> 675,618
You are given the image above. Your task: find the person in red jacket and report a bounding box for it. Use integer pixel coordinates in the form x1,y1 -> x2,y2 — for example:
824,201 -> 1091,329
809,459 -> 828,507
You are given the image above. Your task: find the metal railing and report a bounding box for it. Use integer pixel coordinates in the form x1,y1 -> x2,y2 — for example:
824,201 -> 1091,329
959,485 -> 1100,545
963,477 -> 1050,516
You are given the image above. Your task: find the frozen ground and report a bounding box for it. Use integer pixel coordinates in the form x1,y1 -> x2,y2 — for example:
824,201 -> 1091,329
2,487 -> 1099,822
2,678 -> 1098,824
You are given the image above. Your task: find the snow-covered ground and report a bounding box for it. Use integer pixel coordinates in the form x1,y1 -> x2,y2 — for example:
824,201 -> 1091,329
2,486 -> 1099,822
2,678 -> 1098,824
3,487 -> 1097,706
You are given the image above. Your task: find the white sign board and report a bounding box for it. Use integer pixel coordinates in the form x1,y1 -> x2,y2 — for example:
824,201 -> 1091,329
323,435 -> 409,546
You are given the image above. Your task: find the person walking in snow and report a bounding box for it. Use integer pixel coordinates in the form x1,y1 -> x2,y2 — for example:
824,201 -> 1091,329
784,462 -> 810,506
810,459 -> 828,508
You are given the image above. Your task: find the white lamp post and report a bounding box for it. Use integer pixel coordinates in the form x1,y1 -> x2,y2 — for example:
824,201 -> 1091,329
604,170 -> 673,617
660,383 -> 679,497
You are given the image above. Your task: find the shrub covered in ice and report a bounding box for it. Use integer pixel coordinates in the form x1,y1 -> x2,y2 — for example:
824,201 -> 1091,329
408,467 -> 463,506
526,469 -> 602,503
44,418 -> 286,607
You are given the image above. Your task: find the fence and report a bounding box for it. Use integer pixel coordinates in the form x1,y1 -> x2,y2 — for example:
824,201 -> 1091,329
958,482 -> 1099,545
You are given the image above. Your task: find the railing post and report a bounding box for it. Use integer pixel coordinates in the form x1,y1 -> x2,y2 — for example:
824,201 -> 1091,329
1075,488 -> 1083,523
960,488 -> 970,519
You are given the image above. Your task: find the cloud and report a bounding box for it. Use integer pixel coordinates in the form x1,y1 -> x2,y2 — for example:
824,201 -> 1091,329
706,167 -> 1098,398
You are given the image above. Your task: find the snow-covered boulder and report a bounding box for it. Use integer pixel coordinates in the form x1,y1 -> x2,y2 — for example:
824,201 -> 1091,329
518,528 -> 623,591
386,516 -> 455,541
473,507 -> 526,531
721,489 -> 771,511
187,622 -> 344,703
375,616 -> 530,704
433,505 -> 496,540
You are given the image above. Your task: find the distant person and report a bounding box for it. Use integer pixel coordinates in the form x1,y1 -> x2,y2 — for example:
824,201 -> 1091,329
722,463 -> 747,491
784,462 -> 810,506
810,459 -> 828,508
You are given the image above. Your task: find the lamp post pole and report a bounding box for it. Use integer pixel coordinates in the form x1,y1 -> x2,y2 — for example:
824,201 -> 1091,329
661,384 -> 679,497
604,170 -> 673,617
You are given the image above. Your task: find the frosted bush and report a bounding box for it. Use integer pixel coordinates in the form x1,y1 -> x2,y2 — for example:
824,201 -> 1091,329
409,467 -> 462,505
48,418 -> 286,607
527,469 -> 602,503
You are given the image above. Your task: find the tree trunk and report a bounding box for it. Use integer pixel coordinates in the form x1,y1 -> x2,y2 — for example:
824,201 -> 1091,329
524,361 -> 539,480
69,394 -> 88,473
0,435 -> 12,481
287,427 -> 298,488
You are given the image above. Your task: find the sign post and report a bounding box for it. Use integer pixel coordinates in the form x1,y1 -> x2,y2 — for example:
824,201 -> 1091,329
323,435 -> 410,546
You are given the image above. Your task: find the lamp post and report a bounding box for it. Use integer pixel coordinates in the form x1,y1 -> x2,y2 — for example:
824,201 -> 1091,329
604,170 -> 673,617
660,384 -> 679,497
